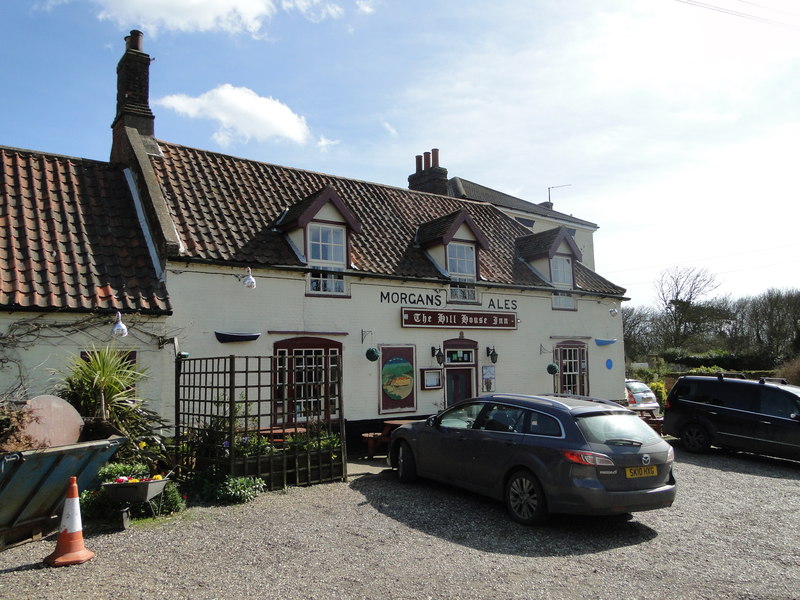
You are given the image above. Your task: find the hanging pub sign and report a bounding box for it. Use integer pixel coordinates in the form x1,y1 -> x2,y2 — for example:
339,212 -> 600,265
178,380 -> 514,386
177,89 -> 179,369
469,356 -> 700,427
401,308 -> 517,329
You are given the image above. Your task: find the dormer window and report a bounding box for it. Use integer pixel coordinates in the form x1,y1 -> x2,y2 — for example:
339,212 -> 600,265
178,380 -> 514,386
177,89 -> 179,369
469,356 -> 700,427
416,209 -> 488,305
550,255 -> 574,309
515,227 -> 581,311
308,223 -> 346,294
447,242 -> 477,302
274,186 -> 362,298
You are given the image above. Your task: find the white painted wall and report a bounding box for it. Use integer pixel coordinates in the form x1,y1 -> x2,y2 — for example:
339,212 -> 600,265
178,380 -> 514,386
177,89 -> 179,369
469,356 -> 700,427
0,312 -> 171,415
159,263 -> 625,421
1,264 -> 624,424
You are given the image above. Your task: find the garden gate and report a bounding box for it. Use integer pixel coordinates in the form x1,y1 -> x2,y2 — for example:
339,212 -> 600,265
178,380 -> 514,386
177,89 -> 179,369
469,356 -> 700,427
174,354 -> 346,490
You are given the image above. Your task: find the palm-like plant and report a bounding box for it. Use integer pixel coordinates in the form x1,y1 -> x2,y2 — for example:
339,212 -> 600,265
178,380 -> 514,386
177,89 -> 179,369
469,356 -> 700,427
54,345 -> 169,465
63,345 -> 142,421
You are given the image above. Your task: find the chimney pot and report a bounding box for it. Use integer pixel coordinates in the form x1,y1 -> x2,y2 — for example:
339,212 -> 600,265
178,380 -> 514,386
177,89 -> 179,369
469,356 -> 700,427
126,30 -> 144,51
423,151 -> 431,170
432,148 -> 440,168
415,155 -> 423,174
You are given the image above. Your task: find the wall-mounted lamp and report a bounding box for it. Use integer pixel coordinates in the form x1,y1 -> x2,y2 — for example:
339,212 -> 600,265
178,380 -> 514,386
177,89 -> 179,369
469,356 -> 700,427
609,308 -> 619,317
486,346 -> 498,364
242,267 -> 257,289
431,346 -> 445,365
365,347 -> 380,362
546,362 -> 560,375
111,311 -> 128,338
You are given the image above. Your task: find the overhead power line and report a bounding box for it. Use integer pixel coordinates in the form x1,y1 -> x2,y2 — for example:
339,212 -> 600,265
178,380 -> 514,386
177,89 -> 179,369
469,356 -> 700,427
674,0 -> 800,30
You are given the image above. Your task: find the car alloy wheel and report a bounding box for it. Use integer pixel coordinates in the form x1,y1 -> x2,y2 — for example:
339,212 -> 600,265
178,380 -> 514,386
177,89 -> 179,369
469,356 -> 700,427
505,469 -> 547,525
681,423 -> 711,453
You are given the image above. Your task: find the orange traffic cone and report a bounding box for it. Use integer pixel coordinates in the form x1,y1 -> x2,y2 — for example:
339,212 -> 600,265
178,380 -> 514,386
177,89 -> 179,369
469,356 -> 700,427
43,476 -> 95,567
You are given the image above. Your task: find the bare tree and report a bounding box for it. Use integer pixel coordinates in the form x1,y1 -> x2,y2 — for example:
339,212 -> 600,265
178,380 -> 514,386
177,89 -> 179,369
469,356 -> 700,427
622,305 -> 656,362
654,267 -> 721,350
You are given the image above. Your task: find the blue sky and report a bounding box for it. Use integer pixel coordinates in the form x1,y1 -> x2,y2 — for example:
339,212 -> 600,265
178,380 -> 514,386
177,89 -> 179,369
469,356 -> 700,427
2,0 -> 800,307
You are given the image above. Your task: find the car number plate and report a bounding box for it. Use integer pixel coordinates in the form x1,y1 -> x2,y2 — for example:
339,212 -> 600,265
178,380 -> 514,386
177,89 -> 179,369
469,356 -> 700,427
625,466 -> 657,478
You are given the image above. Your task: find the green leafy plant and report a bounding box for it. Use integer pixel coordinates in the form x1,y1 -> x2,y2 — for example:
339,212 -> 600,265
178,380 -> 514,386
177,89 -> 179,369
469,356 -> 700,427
224,434 -> 275,458
214,475 -> 265,504
183,466 -> 266,505
53,345 -> 169,465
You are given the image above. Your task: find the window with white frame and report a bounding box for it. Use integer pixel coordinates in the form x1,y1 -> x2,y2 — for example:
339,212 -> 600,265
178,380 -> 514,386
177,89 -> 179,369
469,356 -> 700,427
551,255 -> 574,309
447,242 -> 477,301
551,255 -> 573,286
308,223 -> 346,294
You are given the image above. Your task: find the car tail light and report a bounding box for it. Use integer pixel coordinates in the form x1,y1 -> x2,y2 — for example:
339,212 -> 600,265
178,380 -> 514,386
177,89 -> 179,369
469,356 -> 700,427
562,450 -> 615,466
627,389 -> 636,405
667,446 -> 674,462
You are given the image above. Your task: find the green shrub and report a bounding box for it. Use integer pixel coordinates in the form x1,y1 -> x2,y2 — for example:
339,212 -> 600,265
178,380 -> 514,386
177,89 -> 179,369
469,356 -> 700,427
647,380 -> 667,411
214,476 -> 265,504
687,365 -> 727,374
183,467 -> 265,505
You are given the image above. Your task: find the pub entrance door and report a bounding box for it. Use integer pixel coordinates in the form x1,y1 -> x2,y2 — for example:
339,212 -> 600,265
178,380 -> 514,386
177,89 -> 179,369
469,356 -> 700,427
445,368 -> 473,407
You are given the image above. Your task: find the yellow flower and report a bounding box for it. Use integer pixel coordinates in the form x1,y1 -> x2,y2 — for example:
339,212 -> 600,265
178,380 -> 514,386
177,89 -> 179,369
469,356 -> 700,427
152,474 -> 163,480
129,478 -> 140,483
138,441 -> 147,449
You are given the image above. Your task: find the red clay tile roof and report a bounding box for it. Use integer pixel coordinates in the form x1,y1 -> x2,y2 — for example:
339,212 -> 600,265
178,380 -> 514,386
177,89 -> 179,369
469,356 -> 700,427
0,146 -> 171,313
150,141 -> 624,296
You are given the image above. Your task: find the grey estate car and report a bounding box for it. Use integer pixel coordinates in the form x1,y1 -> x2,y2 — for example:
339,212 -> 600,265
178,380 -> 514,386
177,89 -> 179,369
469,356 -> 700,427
389,393 -> 676,525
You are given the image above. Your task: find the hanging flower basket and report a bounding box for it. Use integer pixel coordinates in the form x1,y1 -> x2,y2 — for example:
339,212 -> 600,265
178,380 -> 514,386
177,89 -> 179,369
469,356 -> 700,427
102,477 -> 168,503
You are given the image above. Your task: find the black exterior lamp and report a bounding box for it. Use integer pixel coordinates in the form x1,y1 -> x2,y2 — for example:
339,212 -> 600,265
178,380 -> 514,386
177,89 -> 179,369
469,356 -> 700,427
486,346 -> 498,364
365,347 -> 380,362
432,346 -> 445,365
546,362 -> 560,375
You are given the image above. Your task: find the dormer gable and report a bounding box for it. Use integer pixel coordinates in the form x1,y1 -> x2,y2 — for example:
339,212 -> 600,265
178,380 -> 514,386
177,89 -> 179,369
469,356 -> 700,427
275,185 -> 362,234
515,226 -> 582,263
416,209 -> 489,250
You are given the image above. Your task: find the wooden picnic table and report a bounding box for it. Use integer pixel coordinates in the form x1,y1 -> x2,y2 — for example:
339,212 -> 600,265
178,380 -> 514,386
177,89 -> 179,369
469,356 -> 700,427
362,419 -> 421,459
259,426 -> 307,443
631,408 -> 663,435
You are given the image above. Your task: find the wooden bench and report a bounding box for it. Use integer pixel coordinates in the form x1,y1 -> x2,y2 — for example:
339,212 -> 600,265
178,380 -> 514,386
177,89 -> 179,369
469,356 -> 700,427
632,408 -> 663,436
361,432 -> 389,459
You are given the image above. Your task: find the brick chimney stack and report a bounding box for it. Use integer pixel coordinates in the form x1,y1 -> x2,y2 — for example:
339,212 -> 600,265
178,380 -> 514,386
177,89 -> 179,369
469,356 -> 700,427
408,148 -> 449,195
111,30 -> 155,159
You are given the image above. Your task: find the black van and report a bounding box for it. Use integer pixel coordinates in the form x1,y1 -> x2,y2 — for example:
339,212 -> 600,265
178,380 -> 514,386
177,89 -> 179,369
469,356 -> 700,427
663,375 -> 800,460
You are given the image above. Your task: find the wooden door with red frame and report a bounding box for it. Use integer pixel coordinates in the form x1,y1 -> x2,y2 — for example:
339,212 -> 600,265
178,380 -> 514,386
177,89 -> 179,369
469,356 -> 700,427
273,337 -> 342,426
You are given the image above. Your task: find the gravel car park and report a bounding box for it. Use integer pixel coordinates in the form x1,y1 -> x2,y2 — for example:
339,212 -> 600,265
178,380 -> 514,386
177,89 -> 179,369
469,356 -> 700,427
0,447 -> 798,600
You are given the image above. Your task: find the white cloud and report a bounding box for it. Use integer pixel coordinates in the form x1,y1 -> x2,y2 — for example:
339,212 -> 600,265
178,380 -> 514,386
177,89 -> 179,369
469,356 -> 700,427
83,0 -> 344,35
89,0 -> 278,35
355,0 -> 375,15
382,121 -> 398,137
156,84 -> 312,146
317,135 -> 340,151
280,0 -> 343,22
